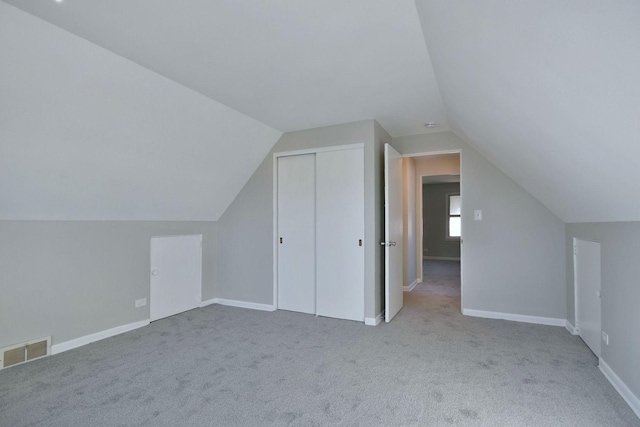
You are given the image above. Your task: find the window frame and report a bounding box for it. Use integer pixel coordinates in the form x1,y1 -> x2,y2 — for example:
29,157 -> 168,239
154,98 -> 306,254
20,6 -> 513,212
446,193 -> 461,240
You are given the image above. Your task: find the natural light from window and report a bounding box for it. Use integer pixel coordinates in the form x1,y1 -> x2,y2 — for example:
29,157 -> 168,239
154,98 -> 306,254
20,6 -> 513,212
448,194 -> 461,238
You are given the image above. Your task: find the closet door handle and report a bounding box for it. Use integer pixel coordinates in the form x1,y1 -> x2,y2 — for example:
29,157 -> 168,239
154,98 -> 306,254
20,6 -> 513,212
380,241 -> 396,247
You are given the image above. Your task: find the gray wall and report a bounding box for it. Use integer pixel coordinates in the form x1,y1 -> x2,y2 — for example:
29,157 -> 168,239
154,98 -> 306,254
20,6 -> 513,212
402,158 -> 417,287
0,221 -> 217,348
217,120 -> 386,319
566,222 -> 640,402
392,131 -> 566,318
423,183 -> 461,258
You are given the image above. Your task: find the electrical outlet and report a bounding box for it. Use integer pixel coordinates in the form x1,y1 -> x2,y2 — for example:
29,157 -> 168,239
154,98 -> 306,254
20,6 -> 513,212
602,331 -> 609,345
135,298 -> 147,308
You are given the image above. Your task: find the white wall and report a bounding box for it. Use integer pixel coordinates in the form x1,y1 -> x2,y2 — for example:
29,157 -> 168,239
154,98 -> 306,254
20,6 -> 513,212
0,221 -> 217,349
393,132 -> 566,319
217,120 -> 385,319
0,2 -> 281,221
566,222 -> 640,410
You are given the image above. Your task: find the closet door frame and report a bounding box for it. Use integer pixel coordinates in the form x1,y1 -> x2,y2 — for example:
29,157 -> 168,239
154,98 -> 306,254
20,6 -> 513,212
272,143 -> 365,312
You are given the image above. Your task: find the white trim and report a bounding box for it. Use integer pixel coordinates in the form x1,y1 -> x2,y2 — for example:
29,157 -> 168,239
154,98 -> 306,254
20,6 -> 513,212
214,298 -> 276,312
565,320 -> 578,335
200,298 -> 216,308
51,320 -> 150,355
365,312 -> 383,326
273,154 -> 279,311
573,237 -> 580,334
402,149 -> 461,158
462,309 -> 565,327
423,256 -> 461,261
274,143 -> 364,159
403,279 -> 418,292
599,358 -> 640,419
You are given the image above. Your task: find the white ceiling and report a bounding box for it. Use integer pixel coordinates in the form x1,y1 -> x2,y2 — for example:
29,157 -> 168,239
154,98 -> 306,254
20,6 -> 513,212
3,1 -> 639,223
2,0 -> 448,137
0,3 -> 281,220
414,0 -> 640,222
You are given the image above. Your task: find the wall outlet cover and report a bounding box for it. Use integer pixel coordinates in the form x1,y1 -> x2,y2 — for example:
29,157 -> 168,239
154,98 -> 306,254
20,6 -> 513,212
135,298 -> 147,308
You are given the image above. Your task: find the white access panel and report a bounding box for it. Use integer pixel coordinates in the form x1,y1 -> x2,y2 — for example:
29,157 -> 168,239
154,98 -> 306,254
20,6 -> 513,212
316,147 -> 365,321
277,154 -> 316,314
384,143 -> 404,323
574,238 -> 601,357
150,235 -> 202,322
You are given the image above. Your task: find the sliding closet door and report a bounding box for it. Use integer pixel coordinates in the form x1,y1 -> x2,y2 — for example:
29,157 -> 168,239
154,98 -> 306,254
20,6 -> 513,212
277,154 -> 316,314
316,147 -> 365,321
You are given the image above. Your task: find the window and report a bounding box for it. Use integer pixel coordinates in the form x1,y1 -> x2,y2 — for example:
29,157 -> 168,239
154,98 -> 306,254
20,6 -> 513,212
447,194 -> 461,238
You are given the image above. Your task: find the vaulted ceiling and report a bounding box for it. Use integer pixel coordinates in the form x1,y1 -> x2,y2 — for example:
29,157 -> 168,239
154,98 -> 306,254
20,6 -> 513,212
2,1 -> 639,222
1,0 -> 448,137
414,0 -> 640,222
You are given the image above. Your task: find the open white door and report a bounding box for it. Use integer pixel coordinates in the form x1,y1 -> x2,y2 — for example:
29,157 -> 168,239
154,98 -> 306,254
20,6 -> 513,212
574,238 -> 601,357
150,235 -> 202,322
384,143 -> 403,322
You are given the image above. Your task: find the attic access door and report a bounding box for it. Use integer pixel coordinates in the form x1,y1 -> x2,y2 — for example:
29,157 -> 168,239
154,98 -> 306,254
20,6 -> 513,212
150,235 -> 202,322
574,238 -> 601,357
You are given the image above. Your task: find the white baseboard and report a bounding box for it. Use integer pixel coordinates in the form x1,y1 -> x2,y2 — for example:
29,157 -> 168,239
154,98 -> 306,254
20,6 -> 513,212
599,358 -> 640,419
200,298 -> 216,308
403,279 -> 418,292
565,320 -> 578,335
462,309 -> 565,327
423,256 -> 461,261
214,298 -> 275,312
365,312 -> 383,326
51,319 -> 150,355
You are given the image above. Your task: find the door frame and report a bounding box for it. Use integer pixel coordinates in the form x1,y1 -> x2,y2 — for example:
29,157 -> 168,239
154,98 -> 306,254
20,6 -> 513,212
272,143 -> 365,311
401,149 -> 463,311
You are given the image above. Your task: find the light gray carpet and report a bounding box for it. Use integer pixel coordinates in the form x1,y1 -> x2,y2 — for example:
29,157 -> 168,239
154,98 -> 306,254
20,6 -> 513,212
414,260 -> 461,297
1,292 -> 638,426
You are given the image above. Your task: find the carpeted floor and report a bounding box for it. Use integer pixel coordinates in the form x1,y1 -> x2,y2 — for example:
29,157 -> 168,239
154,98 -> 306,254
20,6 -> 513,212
413,259 -> 461,297
1,289 -> 638,426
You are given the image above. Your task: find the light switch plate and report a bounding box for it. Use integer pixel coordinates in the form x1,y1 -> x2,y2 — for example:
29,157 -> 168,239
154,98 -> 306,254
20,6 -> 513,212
474,210 -> 482,220
135,298 -> 147,308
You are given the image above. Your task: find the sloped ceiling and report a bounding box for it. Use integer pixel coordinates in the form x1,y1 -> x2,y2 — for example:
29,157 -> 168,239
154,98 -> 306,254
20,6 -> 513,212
3,1 -> 639,223
2,0 -> 448,137
414,0 -> 640,223
0,2 -> 281,220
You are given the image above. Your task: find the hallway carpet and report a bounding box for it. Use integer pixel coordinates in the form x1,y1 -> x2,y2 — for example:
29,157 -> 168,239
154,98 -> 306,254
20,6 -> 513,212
1,293 -> 638,426
414,259 -> 461,297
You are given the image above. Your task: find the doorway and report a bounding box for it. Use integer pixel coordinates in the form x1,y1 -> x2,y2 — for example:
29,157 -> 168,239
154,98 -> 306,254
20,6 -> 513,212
399,152 -> 462,311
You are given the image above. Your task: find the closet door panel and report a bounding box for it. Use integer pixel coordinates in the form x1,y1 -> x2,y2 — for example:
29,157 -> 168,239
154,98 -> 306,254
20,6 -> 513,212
277,154 -> 316,314
316,148 -> 364,321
